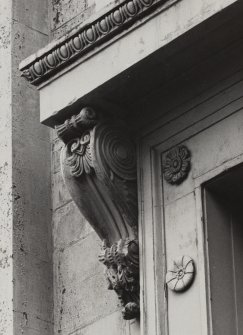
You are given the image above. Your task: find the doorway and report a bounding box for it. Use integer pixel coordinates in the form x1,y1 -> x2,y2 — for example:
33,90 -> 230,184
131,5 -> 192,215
204,165 -> 243,334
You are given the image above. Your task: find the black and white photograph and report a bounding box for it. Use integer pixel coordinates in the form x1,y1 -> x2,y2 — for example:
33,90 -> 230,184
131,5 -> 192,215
0,0 -> 243,334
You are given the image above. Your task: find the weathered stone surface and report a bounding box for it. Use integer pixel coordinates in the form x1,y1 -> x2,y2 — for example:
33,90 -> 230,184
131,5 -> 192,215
50,0 -> 116,38
12,20 -> 49,139
14,311 -> 53,335
129,318 -> 140,335
69,311 -> 140,335
12,19 -> 52,306
52,137 -> 64,174
71,311 -> 128,335
50,0 -> 86,29
13,252 -> 53,318
53,201 -> 93,250
52,171 -> 72,210
0,2 -> 14,334
13,167 -> 52,260
13,0 -> 48,35
0,0 -> 53,334
54,262 -> 120,334
54,232 -> 104,286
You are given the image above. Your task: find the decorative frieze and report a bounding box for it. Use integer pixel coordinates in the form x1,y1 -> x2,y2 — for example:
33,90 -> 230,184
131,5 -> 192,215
56,107 -> 139,319
19,0 -> 172,85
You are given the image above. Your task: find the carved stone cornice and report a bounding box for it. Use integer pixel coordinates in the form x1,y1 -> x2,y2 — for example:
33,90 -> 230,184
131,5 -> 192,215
19,0 -> 172,86
57,107 -> 139,319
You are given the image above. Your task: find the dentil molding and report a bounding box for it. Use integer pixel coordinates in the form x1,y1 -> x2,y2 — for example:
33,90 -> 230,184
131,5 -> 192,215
56,107 -> 139,320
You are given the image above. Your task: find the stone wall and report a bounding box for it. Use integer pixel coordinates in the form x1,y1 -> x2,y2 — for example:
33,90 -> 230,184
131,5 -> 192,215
0,0 -> 53,334
12,1 -> 53,334
0,1 -> 13,333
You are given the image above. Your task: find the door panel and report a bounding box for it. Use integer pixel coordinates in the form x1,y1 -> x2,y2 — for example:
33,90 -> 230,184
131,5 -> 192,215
164,193 -> 200,334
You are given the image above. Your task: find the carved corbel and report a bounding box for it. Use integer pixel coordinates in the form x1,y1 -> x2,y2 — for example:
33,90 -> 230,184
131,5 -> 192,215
56,107 -> 139,320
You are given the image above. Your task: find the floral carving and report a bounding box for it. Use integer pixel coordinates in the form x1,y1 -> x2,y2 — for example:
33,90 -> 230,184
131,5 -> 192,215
19,0 -> 175,85
66,132 -> 93,177
166,256 -> 195,292
163,145 -> 191,185
99,239 -> 139,320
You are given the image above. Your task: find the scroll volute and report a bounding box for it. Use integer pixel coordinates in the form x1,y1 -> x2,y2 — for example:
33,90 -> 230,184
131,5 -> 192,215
57,107 -> 138,246
56,107 -> 140,320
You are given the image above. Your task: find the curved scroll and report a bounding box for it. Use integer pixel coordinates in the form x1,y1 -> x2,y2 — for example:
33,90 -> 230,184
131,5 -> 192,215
56,107 -> 139,319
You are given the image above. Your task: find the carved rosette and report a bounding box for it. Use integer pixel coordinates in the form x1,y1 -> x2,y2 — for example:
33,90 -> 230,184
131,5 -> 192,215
166,256 -> 195,292
56,107 -> 139,319
163,145 -> 191,185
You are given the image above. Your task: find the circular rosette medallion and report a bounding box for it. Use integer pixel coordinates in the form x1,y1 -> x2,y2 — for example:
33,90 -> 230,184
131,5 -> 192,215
166,256 -> 195,292
163,145 -> 191,185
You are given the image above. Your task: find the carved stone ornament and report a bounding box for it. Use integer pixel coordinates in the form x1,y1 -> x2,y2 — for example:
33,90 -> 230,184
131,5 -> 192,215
166,256 -> 195,292
163,145 -> 191,185
99,239 -> 139,319
19,0 -> 177,85
56,107 -> 139,320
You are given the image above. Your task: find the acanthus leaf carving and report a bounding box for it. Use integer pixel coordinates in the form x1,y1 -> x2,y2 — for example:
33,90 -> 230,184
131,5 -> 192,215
56,107 -> 139,320
66,133 -> 93,177
99,238 -> 139,320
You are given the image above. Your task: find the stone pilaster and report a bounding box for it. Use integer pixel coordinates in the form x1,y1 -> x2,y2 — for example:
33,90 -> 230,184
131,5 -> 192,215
0,1 -> 53,334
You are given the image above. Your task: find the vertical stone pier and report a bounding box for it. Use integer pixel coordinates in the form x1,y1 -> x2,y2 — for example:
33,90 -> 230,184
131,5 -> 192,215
0,1 -> 53,334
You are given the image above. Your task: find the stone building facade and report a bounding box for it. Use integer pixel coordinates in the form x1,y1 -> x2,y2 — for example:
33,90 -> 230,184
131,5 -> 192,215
1,0 -> 243,334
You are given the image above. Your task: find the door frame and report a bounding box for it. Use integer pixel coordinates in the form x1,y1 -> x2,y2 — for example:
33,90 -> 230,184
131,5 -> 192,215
138,107 -> 243,334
